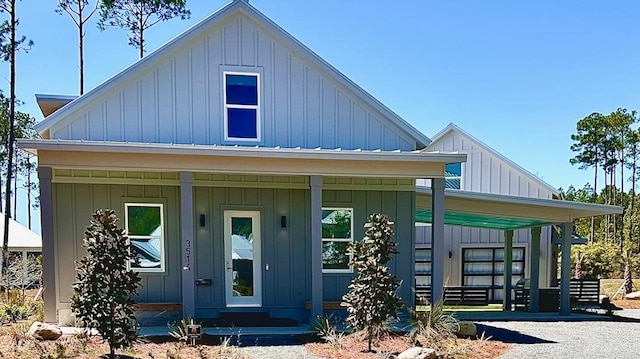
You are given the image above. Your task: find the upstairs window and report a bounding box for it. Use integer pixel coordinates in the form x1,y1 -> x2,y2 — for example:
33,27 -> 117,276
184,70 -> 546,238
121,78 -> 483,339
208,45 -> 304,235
224,72 -> 260,141
445,163 -> 462,189
125,203 -> 165,272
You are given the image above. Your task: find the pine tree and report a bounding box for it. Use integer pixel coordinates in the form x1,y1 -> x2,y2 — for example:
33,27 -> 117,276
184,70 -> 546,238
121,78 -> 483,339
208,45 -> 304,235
342,213 -> 403,352
71,209 -> 141,359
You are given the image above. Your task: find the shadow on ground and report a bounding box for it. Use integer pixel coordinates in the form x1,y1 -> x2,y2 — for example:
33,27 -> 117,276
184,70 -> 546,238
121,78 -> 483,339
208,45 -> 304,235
475,324 -> 555,344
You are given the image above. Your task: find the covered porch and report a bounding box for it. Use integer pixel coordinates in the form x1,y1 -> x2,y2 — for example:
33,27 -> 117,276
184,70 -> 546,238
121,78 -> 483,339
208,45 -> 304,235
415,186 -> 623,315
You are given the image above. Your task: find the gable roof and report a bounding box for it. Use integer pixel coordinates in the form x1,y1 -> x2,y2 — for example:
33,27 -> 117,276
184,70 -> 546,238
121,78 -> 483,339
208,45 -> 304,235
428,123 -> 560,195
0,213 -> 42,249
34,0 -> 431,148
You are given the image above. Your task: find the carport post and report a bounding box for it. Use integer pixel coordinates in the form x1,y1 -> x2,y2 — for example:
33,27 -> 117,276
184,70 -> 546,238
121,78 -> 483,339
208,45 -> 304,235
503,230 -> 513,311
529,227 -> 541,313
560,222 -> 572,316
431,178 -> 445,305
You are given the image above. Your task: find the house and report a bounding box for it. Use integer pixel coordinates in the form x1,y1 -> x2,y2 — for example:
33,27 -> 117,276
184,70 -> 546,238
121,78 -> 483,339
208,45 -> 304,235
415,123 -> 564,303
20,0 -> 621,325
0,212 -> 42,261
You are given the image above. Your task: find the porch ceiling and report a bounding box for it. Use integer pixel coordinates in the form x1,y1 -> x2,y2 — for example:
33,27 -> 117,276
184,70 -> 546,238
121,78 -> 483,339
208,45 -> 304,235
416,187 -> 623,230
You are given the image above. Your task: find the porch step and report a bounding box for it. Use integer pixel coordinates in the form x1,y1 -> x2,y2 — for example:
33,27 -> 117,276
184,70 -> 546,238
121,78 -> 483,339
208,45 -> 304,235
198,312 -> 299,327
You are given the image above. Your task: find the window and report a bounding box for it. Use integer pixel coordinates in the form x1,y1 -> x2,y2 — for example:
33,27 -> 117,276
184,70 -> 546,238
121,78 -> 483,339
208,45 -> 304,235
224,72 -> 260,141
415,247 -> 431,287
462,247 -> 525,302
321,208 -> 353,273
445,163 -> 462,189
125,203 -> 165,272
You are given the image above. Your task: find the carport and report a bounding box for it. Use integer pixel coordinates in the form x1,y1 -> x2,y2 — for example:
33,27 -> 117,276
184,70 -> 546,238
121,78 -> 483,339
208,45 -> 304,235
416,182 -> 622,315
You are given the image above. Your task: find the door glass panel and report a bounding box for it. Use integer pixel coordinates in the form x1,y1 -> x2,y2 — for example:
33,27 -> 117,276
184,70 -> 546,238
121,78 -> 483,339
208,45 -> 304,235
231,217 -> 254,297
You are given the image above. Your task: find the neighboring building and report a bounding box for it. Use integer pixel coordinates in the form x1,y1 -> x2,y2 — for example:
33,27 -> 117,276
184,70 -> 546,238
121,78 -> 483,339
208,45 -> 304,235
0,212 -> 42,260
20,0 -> 620,325
416,123 -> 561,302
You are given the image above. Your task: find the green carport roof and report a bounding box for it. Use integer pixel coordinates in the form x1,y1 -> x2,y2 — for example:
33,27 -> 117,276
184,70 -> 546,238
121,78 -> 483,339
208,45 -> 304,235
416,187 -> 622,231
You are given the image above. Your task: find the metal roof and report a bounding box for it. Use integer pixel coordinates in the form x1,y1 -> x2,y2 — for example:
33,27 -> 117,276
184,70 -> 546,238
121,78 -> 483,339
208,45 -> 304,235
18,139 -> 465,163
416,187 -> 622,230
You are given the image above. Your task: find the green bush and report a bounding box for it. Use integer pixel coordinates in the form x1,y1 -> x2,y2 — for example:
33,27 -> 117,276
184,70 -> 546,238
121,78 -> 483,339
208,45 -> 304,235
342,213 -> 403,352
70,209 -> 142,359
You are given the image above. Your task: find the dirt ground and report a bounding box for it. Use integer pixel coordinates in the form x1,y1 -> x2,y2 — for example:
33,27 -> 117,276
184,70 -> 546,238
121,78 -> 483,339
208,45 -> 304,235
305,332 -> 510,359
612,299 -> 640,309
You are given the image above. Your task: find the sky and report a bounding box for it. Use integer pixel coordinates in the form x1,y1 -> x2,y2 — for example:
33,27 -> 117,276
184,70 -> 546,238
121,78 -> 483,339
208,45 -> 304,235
7,0 -> 640,233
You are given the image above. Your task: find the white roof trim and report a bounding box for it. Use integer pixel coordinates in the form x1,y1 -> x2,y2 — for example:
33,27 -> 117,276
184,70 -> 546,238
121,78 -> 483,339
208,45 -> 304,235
416,186 -> 622,218
428,123 -> 560,195
34,1 -> 431,148
19,139 -> 466,163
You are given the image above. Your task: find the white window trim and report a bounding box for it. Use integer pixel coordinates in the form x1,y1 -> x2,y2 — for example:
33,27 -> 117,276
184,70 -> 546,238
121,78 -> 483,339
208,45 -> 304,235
223,71 -> 261,142
124,203 -> 165,273
322,207 -> 354,274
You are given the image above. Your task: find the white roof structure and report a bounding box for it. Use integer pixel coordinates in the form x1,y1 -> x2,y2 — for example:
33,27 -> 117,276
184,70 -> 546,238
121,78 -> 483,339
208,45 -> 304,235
0,213 -> 42,250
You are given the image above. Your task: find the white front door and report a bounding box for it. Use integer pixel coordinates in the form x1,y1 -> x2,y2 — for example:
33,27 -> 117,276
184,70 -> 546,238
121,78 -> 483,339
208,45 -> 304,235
224,210 -> 262,307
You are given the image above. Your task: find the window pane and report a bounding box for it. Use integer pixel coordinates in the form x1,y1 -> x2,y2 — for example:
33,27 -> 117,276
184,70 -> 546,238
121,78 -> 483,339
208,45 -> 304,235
322,209 -> 352,239
445,177 -> 460,189
513,248 -> 525,260
464,275 -> 492,286
465,262 -> 493,274
415,262 -> 431,274
231,217 -> 254,297
322,241 -> 350,270
130,238 -> 162,269
226,74 -> 258,105
416,249 -> 431,261
227,108 -> 257,139
464,248 -> 493,261
445,163 -> 461,176
127,206 -> 161,236
416,276 -> 431,287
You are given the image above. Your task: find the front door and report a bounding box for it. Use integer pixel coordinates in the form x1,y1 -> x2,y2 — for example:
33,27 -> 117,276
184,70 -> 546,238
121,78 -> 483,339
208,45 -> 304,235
224,211 -> 262,307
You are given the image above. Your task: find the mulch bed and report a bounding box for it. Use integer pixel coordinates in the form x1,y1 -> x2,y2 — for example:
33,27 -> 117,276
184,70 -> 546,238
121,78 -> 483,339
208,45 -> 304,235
612,299 -> 640,309
305,332 -> 511,359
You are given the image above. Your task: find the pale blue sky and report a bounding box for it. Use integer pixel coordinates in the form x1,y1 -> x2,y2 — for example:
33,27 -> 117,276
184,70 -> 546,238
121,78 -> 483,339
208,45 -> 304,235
9,0 -> 640,231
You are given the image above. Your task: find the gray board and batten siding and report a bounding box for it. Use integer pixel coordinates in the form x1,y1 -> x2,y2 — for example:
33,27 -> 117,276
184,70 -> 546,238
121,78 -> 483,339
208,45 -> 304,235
51,173 -> 416,323
46,13 -> 418,152
52,183 -> 182,312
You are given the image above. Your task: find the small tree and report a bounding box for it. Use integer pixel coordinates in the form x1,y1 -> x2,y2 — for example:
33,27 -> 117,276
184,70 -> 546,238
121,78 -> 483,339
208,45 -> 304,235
71,209 -> 141,359
342,213 -> 403,352
1,253 -> 41,303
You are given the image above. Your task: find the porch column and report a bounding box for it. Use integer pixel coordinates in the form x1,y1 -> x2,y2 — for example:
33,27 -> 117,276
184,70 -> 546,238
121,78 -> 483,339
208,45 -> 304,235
529,227 -> 541,313
560,222 -> 572,316
180,172 -> 195,318
310,175 -> 323,321
38,167 -> 57,323
503,230 -> 513,311
431,177 -> 445,305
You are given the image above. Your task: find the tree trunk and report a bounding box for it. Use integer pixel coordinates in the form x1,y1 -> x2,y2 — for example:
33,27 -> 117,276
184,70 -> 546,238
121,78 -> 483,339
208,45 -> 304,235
79,1 -> 84,95
591,159 -> 598,243
26,157 -> 31,229
624,261 -> 633,295
2,0 -> 17,279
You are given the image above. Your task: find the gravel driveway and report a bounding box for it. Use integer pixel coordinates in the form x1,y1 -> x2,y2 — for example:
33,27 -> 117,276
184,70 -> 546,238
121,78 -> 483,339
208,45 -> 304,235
478,309 -> 640,358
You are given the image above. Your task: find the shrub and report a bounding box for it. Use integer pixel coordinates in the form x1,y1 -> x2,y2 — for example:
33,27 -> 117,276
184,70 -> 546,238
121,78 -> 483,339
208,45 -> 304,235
342,213 -> 403,352
168,317 -> 197,342
70,209 -> 142,359
409,300 -> 459,343
311,314 -> 344,345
